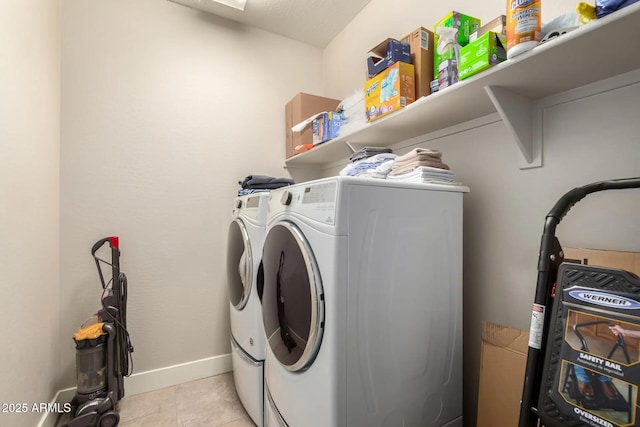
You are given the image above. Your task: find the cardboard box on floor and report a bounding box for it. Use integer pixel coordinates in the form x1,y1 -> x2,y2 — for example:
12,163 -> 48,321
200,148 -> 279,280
476,248 -> 640,426
476,321 -> 529,427
285,93 -> 340,158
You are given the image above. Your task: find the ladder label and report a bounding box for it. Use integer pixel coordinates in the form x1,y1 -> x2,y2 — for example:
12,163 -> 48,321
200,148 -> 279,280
528,303 -> 545,349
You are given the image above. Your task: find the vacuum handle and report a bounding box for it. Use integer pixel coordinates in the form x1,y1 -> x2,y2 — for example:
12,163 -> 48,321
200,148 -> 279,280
92,236 -> 120,291
547,177 -> 640,223
91,236 -> 120,257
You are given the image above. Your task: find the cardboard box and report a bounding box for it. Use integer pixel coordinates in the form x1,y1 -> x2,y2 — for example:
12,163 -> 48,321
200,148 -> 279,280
367,38 -> 411,78
476,248 -> 640,426
477,321 -> 529,427
562,248 -> 640,274
459,31 -> 506,80
469,15 -> 506,42
400,27 -> 434,99
285,93 -> 340,158
312,111 -> 346,145
433,11 -> 481,80
364,61 -> 415,122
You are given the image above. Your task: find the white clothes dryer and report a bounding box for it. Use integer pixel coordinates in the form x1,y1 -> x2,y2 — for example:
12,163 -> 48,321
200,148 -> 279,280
227,192 -> 270,427
260,176 -> 468,427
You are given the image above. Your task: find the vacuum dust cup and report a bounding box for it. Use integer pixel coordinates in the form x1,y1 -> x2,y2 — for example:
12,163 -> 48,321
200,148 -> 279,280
74,323 -> 108,397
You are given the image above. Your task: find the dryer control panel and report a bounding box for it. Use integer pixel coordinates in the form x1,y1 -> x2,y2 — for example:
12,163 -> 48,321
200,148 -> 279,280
269,181 -> 337,225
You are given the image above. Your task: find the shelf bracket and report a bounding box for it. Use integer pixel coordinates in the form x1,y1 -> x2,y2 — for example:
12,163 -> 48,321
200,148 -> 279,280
485,85 -> 542,169
344,141 -> 364,154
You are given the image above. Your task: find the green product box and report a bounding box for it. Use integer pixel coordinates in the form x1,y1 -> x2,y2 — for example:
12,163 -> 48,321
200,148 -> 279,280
434,11 -> 481,79
459,31 -> 506,81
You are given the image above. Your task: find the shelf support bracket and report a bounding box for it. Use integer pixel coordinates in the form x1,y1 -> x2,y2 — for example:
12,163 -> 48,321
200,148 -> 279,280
344,140 -> 364,154
485,85 -> 542,169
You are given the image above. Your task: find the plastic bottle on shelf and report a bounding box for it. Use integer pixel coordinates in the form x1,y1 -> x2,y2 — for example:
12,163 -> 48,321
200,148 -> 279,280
507,0 -> 542,59
576,2 -> 597,23
436,27 -> 461,90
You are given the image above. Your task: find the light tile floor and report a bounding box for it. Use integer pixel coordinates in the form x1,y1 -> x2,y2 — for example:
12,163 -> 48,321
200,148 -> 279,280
56,373 -> 257,427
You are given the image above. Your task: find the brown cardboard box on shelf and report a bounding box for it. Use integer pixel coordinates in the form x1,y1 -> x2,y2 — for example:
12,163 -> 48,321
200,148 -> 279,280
400,27 -> 434,99
476,248 -> 640,426
285,93 -> 340,159
469,15 -> 506,41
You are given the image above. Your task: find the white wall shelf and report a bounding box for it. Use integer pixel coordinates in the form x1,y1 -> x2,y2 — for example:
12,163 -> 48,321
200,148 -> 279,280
284,3 -> 640,169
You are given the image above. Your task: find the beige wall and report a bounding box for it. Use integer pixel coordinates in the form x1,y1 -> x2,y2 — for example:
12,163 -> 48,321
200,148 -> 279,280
59,0 -> 324,388
321,0 -> 640,424
0,1 -> 61,426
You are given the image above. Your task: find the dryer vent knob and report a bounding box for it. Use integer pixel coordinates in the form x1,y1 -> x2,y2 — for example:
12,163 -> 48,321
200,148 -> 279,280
281,191 -> 292,206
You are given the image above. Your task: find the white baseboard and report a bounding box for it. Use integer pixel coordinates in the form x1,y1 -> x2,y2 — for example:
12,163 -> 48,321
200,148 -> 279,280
38,353 -> 232,427
37,387 -> 76,427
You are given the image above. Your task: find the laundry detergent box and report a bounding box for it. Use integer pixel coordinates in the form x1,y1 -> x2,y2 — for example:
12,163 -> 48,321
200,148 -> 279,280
364,61 -> 415,122
400,27 -> 434,99
433,11 -> 481,79
367,38 -> 411,78
459,31 -> 507,80
312,112 -> 346,145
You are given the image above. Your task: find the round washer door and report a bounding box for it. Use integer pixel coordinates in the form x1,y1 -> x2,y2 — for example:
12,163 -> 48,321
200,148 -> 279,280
226,219 -> 253,310
262,221 -> 324,372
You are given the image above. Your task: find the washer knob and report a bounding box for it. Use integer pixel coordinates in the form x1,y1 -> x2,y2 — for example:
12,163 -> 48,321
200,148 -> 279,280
235,200 -> 242,209
281,191 -> 292,206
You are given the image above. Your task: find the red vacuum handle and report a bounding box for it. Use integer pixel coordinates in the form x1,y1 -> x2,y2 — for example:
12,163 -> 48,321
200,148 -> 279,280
91,235 -> 119,256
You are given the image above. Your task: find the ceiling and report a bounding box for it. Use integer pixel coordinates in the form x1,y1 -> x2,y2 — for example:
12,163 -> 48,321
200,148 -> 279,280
166,0 -> 372,48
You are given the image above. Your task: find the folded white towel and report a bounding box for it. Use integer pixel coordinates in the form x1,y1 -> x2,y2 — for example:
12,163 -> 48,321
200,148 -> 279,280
387,166 -> 457,184
387,166 -> 455,180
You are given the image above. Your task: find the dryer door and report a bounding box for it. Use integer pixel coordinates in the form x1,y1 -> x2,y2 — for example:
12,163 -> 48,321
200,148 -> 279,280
227,218 -> 253,310
262,221 -> 324,372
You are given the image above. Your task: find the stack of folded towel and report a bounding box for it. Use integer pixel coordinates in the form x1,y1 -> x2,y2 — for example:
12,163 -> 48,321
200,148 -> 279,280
339,153 -> 397,178
238,175 -> 294,196
388,148 -> 458,184
349,146 -> 393,162
387,166 -> 457,184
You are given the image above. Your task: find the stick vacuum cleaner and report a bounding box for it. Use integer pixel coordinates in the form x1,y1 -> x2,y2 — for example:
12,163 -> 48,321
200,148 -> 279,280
64,236 -> 134,427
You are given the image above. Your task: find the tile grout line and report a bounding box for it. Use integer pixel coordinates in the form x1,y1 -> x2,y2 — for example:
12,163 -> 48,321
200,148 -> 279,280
173,384 -> 179,427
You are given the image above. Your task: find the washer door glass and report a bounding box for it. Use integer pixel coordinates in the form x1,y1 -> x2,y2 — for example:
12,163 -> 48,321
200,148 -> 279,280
227,219 -> 252,310
262,221 -> 323,372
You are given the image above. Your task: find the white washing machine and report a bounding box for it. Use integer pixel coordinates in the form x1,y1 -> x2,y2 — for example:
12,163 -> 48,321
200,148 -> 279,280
227,192 -> 270,427
260,176 -> 468,427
